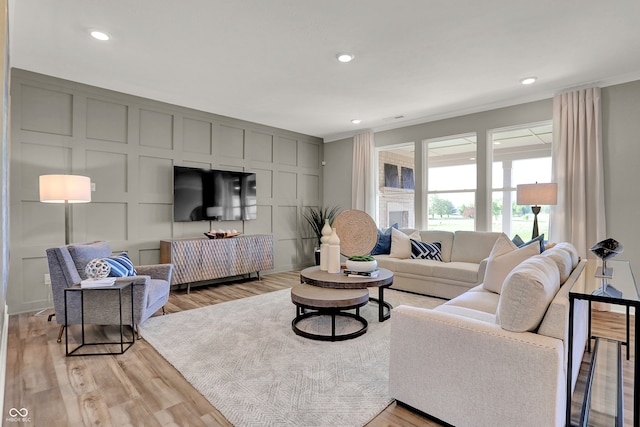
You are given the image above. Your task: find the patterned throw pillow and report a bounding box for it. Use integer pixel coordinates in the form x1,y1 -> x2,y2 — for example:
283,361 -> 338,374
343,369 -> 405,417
410,240 -> 442,261
104,252 -> 137,277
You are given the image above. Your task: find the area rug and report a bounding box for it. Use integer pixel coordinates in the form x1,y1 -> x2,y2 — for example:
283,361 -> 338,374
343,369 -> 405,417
140,287 -> 443,427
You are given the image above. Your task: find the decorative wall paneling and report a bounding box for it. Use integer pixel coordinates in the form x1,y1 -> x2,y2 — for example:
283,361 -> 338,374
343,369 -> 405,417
8,69 -> 323,315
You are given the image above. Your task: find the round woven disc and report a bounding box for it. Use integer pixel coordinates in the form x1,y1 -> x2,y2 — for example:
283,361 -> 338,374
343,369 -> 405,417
332,210 -> 378,257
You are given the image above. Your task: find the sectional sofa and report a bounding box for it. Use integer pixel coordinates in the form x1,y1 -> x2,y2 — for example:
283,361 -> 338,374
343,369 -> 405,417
387,236 -> 589,427
373,229 -> 504,299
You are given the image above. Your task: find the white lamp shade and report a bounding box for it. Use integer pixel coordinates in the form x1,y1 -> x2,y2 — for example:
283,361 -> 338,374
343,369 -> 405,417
39,174 -> 91,203
516,182 -> 558,206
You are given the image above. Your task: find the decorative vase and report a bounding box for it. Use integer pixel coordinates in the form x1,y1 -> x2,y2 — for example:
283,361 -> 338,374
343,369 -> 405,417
320,219 -> 332,271
327,227 -> 341,273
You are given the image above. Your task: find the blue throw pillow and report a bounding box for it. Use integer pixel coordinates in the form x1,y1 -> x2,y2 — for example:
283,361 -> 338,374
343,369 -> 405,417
104,252 -> 137,277
410,240 -> 443,261
370,223 -> 399,255
515,234 -> 545,253
511,234 -> 525,247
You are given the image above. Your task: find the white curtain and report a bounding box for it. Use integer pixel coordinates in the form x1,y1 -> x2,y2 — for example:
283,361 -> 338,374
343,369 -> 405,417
352,131 -> 375,215
550,87 -> 606,258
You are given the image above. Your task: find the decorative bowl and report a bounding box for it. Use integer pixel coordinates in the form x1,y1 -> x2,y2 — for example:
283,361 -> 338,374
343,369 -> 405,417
345,259 -> 378,273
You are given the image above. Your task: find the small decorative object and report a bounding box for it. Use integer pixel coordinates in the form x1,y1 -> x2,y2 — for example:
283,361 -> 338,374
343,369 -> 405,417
590,238 -> 623,279
84,258 -> 111,279
591,238 -> 623,298
327,227 -> 341,273
204,230 -> 242,239
320,219 -> 332,271
345,255 -> 378,273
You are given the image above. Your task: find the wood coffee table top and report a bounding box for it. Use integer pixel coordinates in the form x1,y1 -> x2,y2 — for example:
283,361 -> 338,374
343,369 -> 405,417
300,266 -> 393,289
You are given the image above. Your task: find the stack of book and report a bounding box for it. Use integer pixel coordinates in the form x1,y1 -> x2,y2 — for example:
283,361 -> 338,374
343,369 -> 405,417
80,277 -> 117,288
343,269 -> 380,278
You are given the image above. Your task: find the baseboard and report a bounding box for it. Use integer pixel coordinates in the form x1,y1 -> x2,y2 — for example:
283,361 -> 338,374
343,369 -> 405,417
0,303 -> 9,420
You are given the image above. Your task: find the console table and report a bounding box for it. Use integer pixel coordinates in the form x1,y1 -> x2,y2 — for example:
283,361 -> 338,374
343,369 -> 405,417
567,259 -> 639,427
160,235 -> 274,293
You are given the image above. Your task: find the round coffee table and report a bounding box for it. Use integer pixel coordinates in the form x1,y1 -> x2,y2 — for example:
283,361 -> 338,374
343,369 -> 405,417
299,266 -> 394,322
291,284 -> 369,341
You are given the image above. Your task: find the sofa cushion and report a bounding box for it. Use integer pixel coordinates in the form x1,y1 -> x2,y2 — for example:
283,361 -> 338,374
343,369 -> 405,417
482,233 -> 540,294
434,304 -> 496,323
67,241 -> 112,279
390,228 -> 421,259
450,231 -> 501,263
429,262 -> 480,284
389,258 -> 436,277
553,242 -> 580,268
496,255 -> 561,332
370,223 -> 398,255
410,240 -> 442,260
442,288 -> 500,314
541,247 -> 573,283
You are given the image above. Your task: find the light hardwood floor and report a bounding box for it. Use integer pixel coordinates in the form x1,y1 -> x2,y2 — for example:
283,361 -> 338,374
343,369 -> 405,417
3,271 -> 635,426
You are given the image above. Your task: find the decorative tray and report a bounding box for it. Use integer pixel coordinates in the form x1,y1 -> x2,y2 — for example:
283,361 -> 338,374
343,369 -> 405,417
204,231 -> 242,239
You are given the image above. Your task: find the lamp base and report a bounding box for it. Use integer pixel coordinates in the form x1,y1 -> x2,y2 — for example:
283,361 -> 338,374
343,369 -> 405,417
530,205 -> 541,240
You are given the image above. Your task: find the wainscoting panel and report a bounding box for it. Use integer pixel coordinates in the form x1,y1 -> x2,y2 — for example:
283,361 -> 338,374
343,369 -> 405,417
8,69 -> 324,315
182,118 -> 212,155
86,98 -> 128,143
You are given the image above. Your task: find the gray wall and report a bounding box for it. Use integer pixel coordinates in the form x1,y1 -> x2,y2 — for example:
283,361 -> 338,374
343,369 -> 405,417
324,81 -> 640,268
8,69 -> 323,315
602,80 -> 640,273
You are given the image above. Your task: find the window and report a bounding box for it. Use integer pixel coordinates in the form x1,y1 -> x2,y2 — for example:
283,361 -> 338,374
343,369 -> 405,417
424,134 -> 477,231
376,144 -> 415,229
491,122 -> 553,239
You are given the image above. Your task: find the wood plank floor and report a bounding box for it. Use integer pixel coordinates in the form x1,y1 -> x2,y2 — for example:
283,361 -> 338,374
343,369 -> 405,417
3,271 -> 635,426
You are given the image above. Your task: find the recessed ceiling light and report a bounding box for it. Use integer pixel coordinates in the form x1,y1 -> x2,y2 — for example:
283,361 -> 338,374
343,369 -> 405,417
337,53 -> 354,63
521,77 -> 537,85
351,119 -> 361,124
90,30 -> 110,41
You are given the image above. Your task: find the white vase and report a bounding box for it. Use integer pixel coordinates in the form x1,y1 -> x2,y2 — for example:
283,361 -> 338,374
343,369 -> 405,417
320,219 -> 332,271
327,227 -> 341,273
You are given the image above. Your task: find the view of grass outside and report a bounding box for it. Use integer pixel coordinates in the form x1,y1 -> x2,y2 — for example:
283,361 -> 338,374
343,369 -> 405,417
428,200 -> 550,239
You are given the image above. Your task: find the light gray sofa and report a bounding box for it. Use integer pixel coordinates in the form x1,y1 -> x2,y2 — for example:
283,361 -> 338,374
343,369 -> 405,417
388,241 -> 589,427
46,241 -> 173,341
374,229 -> 503,299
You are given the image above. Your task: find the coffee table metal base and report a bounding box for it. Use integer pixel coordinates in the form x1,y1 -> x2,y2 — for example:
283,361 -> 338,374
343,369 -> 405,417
291,284 -> 370,341
292,306 -> 368,341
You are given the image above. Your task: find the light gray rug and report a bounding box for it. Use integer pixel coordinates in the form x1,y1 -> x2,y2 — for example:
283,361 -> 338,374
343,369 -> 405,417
140,287 -> 443,427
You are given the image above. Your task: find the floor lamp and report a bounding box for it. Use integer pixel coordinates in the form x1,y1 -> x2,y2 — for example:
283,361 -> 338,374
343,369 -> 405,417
39,174 -> 92,245
516,182 -> 558,240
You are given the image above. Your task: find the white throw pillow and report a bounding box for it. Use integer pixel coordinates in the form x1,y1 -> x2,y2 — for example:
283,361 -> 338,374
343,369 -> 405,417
482,233 -> 540,294
390,228 -> 421,259
496,256 -> 561,332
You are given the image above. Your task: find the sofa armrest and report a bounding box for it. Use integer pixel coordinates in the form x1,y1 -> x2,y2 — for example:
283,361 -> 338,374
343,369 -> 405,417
476,256 -> 489,284
389,305 -> 566,427
135,263 -> 173,282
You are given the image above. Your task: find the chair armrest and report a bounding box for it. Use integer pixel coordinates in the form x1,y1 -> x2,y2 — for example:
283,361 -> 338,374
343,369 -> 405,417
389,305 -> 565,427
135,263 -> 173,281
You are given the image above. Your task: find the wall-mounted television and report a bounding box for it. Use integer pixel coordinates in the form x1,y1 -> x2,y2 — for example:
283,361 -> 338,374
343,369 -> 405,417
173,166 -> 257,222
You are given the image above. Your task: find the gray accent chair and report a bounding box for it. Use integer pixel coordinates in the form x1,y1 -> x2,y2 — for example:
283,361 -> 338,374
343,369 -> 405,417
46,241 -> 173,342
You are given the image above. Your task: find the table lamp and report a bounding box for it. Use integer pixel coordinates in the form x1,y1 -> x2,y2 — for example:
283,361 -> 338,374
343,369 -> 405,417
39,174 -> 92,244
516,182 -> 557,240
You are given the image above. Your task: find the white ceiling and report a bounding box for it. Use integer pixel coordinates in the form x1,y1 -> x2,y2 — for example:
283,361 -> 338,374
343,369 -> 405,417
8,1 -> 640,142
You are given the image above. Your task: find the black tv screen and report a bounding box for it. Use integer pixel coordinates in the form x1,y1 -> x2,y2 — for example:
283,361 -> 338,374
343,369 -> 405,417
173,166 -> 257,222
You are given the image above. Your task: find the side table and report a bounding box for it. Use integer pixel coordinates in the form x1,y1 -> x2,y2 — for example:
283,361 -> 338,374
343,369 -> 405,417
567,260 -> 640,427
64,281 -> 135,356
